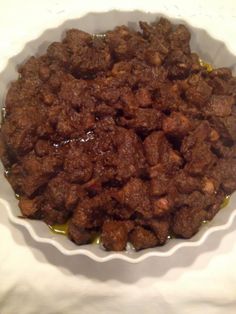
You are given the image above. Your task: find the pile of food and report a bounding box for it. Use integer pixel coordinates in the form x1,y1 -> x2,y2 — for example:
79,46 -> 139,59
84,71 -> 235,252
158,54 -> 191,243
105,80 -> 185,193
1,17 -> 236,251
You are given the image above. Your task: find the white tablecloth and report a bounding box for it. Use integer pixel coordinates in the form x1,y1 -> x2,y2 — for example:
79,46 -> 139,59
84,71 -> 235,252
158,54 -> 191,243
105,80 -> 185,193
1,1 -> 236,313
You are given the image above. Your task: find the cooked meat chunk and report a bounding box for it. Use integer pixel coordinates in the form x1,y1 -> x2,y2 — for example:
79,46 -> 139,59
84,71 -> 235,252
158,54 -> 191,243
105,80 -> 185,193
64,147 -> 93,183
114,128 -> 146,181
204,95 -> 234,117
7,153 -> 63,197
113,178 -> 152,218
184,142 -> 216,175
149,218 -> 170,245
40,202 -> 70,225
144,131 -> 183,173
172,207 -> 206,238
162,112 -> 191,137
150,171 -> 171,196
18,196 -> 42,218
45,173 -> 84,211
152,197 -> 173,217
1,105 -> 43,156
185,75 -> 212,106
101,220 -> 129,251
119,108 -> 163,132
129,226 -> 158,250
71,194 -> 109,229
175,171 -> 202,194
169,24 -> 191,53
68,221 -> 95,245
213,159 -> 236,194
135,88 -> 153,107
211,115 -> 236,143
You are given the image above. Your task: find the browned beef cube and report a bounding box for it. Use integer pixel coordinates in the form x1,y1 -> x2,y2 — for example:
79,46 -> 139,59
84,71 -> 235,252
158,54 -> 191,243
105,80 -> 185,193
135,88 -> 153,108
175,171 -> 202,194
56,107 -> 95,138
68,221 -> 94,245
120,109 -> 163,132
209,76 -> 232,95
101,220 -> 128,251
209,67 -> 232,79
108,207 -> 134,220
47,42 -> 70,65
201,177 -> 218,195
211,116 -> 234,143
15,153 -> 63,196
185,76 -> 212,106
166,50 -> 192,79
184,142 -> 216,175
140,17 -> 172,40
129,226 -> 158,250
214,159 -> 236,194
38,65 -> 51,81
64,147 -> 93,183
190,53 -> 202,72
72,193 -> 110,229
181,121 -> 213,158
59,77 -> 89,107
71,202 -> 94,229
169,24 -> 191,53
114,128 -> 146,181
173,188 -> 215,213
221,115 -> 236,142
150,171 -> 170,196
18,196 -> 42,218
92,76 -> 122,104
107,25 -> 147,61
6,164 -> 24,194
152,197 -> 173,217
145,49 -> 162,66
1,106 -> 42,156
158,83 -> 183,111
41,203 -> 70,225
94,104 -> 116,118
186,191 -> 215,209
204,95 -> 234,117
172,207 -> 206,238
144,131 -> 183,170
4,81 -> 22,113
71,38 -> 111,75
18,56 -> 43,78
63,29 -> 91,49
149,218 -> 170,244
162,112 -> 191,137
46,173 -> 83,211
114,178 -> 152,218
143,131 -> 168,166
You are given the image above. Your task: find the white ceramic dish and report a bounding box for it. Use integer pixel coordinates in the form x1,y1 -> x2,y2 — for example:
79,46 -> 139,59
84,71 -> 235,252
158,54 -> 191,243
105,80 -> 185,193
1,10 -> 236,263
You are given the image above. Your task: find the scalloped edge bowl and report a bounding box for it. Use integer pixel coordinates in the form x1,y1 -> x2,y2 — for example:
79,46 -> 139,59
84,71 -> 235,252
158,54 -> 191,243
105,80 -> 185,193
1,10 -> 236,262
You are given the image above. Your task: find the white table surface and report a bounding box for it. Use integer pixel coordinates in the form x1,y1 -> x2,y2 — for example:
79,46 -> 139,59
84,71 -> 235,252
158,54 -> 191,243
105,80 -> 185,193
1,1 -> 236,313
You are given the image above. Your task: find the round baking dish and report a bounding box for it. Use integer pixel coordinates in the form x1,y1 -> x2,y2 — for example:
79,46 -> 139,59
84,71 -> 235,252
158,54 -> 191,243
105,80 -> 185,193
1,10 -> 236,262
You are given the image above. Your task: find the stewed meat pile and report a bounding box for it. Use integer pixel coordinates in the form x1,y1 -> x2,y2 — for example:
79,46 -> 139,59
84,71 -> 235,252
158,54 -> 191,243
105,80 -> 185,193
1,18 -> 236,251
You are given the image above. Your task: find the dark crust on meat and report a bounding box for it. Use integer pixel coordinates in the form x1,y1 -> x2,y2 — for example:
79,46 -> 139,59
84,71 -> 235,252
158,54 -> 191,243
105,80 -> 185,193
1,17 -> 236,251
